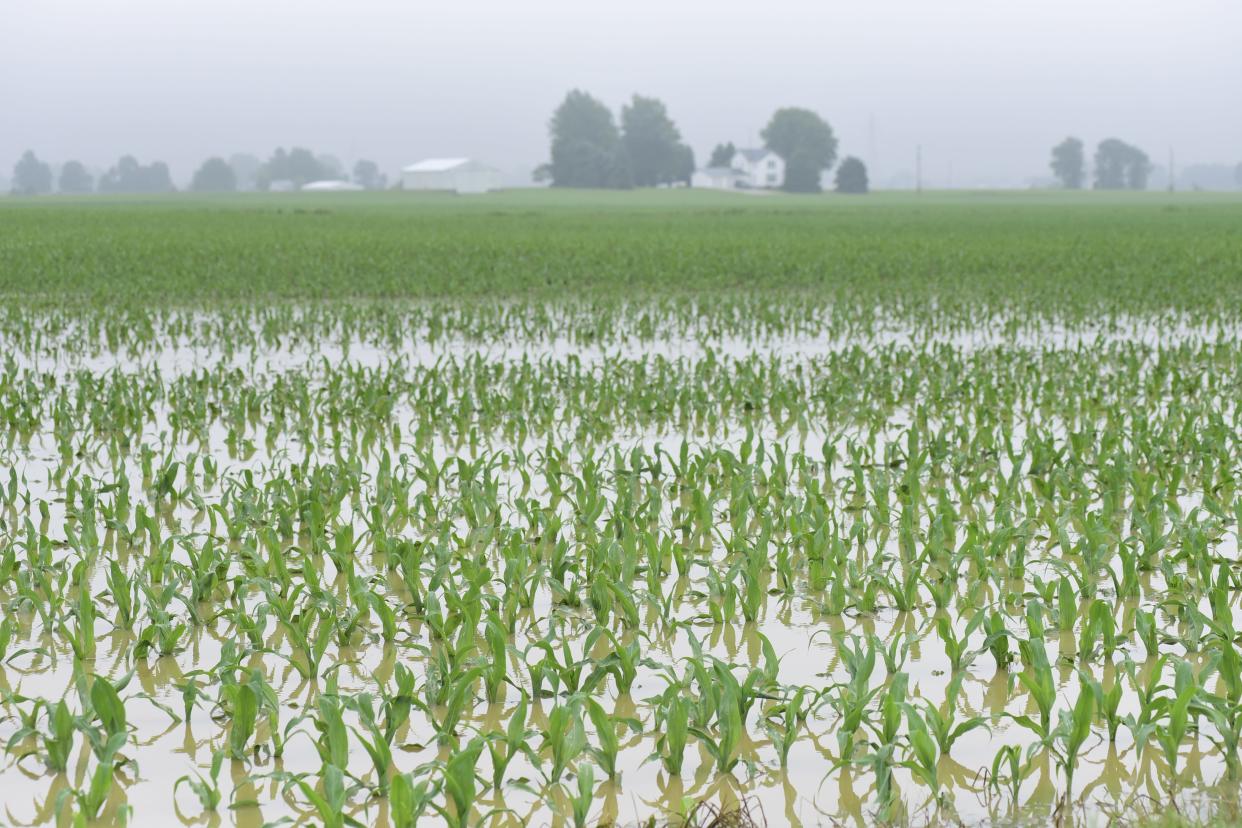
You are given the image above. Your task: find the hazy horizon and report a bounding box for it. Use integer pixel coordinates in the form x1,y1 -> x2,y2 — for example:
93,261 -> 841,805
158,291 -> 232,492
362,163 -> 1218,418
5,0 -> 1240,188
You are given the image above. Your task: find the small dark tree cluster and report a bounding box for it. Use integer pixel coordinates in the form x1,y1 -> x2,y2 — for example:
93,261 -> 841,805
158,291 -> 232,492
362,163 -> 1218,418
707,142 -> 736,168
255,147 -> 335,190
353,159 -> 385,190
98,156 -> 175,193
1050,137 -> 1086,189
834,157 -> 869,194
190,158 -> 237,193
58,161 -> 94,194
621,95 -> 695,187
545,90 -> 693,188
11,151 -> 53,195
1094,139 -> 1151,190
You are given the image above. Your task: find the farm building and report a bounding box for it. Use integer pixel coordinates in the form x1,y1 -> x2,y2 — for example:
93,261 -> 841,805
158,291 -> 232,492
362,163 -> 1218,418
301,180 -> 364,192
691,166 -> 745,190
401,159 -> 503,194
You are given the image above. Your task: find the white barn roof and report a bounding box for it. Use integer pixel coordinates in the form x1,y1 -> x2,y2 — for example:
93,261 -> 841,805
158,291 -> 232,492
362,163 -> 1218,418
403,158 -> 472,173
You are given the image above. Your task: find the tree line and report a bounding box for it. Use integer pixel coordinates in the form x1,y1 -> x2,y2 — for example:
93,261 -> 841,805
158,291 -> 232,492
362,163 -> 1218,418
541,90 -> 871,194
8,148 -> 387,195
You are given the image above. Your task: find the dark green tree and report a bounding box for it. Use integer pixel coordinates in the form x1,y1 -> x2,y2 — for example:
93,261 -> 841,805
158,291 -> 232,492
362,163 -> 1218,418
621,95 -> 690,187
1050,137 -> 1085,189
11,151 -> 53,195
547,90 -> 630,188
58,160 -> 94,194
1094,139 -> 1150,190
672,144 -> 695,185
708,142 -> 736,167
761,108 -> 838,193
353,159 -> 383,189
1126,147 -> 1152,190
98,156 -> 175,193
256,147 -> 329,190
783,150 -> 823,193
834,156 -> 869,194
190,157 -> 237,192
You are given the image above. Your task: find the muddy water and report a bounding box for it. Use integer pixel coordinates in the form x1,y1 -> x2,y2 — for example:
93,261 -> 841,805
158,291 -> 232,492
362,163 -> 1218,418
3,317 -> 1241,827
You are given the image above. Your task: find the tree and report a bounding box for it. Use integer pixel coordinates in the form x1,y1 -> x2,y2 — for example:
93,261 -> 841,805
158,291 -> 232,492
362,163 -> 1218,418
98,156 -> 175,193
1093,139 -> 1150,190
1050,137 -> 1085,189
761,108 -> 838,193
834,157 -> 869,194
783,150 -> 823,193
353,159 -> 383,189
547,90 -> 630,188
708,142 -> 736,168
620,95 -> 692,187
672,144 -> 695,185
190,157 -> 237,192
1235,162 -> 1242,190
11,151 -> 53,195
256,147 -> 330,190
58,160 -> 94,194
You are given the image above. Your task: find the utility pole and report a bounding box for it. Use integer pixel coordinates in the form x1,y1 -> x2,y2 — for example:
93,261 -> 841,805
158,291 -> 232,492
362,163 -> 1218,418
916,145 -> 922,194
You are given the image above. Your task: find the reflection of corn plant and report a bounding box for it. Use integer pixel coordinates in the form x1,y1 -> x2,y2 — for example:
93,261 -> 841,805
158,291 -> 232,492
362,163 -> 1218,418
764,686 -> 814,767
175,750 -> 225,813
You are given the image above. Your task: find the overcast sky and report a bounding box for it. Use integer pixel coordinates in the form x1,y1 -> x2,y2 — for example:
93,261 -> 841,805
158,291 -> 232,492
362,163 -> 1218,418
4,0 -> 1240,187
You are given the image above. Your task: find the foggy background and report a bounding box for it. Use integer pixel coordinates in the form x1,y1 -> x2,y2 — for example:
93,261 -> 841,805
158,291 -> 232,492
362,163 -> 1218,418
4,0 -> 1240,189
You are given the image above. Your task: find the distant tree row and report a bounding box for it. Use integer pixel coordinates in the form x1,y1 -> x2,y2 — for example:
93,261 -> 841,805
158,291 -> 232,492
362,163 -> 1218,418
10,150 -> 174,195
1050,137 -> 1152,190
541,91 -> 695,188
10,149 -> 387,195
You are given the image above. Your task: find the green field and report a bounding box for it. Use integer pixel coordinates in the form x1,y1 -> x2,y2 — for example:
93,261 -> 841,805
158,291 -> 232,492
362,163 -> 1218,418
1,190 -> 1242,826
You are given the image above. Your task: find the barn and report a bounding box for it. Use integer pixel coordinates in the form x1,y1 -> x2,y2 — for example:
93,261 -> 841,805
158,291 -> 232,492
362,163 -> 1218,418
401,158 -> 503,194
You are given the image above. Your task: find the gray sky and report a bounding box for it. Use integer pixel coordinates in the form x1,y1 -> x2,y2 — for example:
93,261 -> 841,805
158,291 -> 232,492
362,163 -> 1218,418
4,0 -> 1240,187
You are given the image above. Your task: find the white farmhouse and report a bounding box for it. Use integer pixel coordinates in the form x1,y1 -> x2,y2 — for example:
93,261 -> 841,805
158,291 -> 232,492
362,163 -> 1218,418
732,148 -> 784,189
401,158 -> 503,194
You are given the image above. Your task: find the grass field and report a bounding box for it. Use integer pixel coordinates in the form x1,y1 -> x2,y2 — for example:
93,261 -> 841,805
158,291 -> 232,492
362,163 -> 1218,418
1,189 -> 1242,826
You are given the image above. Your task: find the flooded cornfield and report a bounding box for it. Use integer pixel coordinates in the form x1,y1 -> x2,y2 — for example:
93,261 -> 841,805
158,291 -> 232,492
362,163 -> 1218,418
2,192 -> 1242,826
